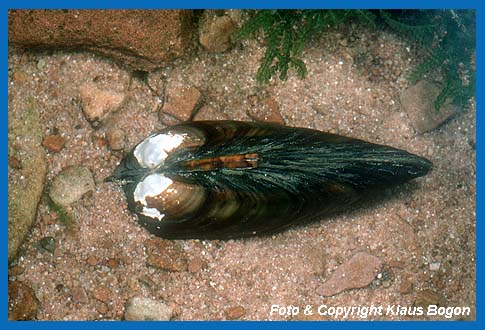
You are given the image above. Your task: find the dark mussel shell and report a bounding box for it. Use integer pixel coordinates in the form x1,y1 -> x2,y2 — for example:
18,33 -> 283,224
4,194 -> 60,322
109,120 -> 432,239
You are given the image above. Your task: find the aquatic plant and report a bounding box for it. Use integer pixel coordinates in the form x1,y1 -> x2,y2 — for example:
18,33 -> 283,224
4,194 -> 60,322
234,9 -> 475,111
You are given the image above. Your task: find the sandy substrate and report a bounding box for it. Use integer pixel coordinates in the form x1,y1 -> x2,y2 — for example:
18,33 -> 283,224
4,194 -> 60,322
8,25 -> 475,320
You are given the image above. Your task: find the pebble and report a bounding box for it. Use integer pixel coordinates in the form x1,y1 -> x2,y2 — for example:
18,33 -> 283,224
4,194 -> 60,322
187,257 -> 207,273
86,255 -> 100,266
247,96 -> 285,124
12,71 -> 28,82
42,135 -> 67,152
106,128 -> 125,151
449,281 -> 462,292
79,82 -> 126,124
160,83 -> 201,122
71,286 -> 89,304
37,58 -> 46,71
316,252 -> 383,297
399,279 -> 414,294
433,274 -> 446,290
96,303 -> 109,315
414,289 -> 444,308
91,132 -> 107,149
429,262 -> 441,271
37,236 -> 55,253
106,257 -> 121,269
8,156 -> 22,169
144,238 -> 188,272
49,166 -> 95,207
53,246 -> 62,258
92,286 -> 111,303
8,281 -> 40,320
400,80 -> 455,133
199,13 -> 236,52
124,296 -> 173,320
375,268 -> 394,288
225,306 -> 246,320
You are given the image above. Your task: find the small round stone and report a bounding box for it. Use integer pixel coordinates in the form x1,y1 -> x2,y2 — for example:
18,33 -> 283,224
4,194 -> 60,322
106,128 -> 125,151
124,296 -> 173,320
49,166 -> 95,206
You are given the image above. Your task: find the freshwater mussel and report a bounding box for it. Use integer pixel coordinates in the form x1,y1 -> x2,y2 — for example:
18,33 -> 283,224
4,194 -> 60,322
109,120 -> 432,239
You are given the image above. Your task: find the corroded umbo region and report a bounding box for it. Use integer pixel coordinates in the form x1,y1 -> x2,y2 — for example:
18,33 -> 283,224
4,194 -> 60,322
109,120 -> 432,239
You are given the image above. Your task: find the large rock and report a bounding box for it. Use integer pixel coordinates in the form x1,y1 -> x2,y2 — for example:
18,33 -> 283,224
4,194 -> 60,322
400,80 -> 456,133
8,10 -> 195,71
8,102 -> 46,264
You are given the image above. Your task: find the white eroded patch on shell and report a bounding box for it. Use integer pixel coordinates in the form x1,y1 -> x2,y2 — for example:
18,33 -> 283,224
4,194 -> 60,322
134,133 -> 185,168
133,173 -> 173,221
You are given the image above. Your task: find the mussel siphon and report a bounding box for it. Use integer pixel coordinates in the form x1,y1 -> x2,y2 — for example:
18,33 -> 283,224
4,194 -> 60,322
108,120 -> 432,239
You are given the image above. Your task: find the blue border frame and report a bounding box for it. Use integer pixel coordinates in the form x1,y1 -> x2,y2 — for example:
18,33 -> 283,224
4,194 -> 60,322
3,0 -> 481,328
2,0 -> 481,9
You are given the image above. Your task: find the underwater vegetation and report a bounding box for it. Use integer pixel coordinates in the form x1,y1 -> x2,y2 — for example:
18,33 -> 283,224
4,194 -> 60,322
233,9 -> 475,111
